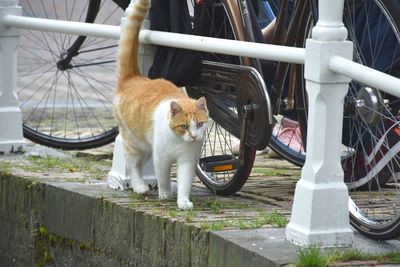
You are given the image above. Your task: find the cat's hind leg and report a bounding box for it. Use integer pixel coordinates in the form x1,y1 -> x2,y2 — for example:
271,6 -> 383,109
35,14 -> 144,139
125,151 -> 150,194
153,155 -> 173,200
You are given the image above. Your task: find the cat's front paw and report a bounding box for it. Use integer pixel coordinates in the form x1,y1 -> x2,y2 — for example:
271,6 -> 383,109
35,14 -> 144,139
133,183 -> 150,194
177,200 -> 193,210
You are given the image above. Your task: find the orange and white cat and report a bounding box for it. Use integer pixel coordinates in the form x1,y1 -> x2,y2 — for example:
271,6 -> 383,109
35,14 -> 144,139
113,0 -> 208,210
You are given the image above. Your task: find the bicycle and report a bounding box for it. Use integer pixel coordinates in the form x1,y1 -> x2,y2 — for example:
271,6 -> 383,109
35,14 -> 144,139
17,0 -> 127,150
187,0 -> 400,240
18,0 -> 400,240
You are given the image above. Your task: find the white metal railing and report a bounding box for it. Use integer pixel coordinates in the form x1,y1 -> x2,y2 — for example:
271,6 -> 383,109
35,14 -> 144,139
1,0 -> 399,247
329,56 -> 400,97
3,14 -> 305,64
138,30 -> 305,64
4,14 -> 400,96
3,15 -> 120,39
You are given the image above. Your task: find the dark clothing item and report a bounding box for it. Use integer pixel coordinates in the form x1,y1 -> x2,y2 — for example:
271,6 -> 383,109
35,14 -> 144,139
148,0 -> 201,86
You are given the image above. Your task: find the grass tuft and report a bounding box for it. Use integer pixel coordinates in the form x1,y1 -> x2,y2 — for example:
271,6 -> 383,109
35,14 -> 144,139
184,210 -> 195,222
203,198 -> 224,214
200,209 -> 288,231
24,155 -> 111,180
0,161 -> 12,173
295,247 -> 400,266
296,247 -> 329,267
260,209 -> 288,227
168,210 -> 178,218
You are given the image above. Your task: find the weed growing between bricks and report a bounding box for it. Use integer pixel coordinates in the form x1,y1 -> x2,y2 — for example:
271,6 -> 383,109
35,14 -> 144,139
126,191 -> 288,231
295,246 -> 400,267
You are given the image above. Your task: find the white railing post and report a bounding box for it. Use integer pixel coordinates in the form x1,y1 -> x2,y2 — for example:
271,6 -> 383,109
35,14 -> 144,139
285,0 -> 354,247
0,0 -> 25,154
107,0 -> 156,190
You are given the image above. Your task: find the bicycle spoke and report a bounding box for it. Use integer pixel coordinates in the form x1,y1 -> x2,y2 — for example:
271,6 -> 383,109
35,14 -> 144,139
63,72 -> 97,137
72,68 -> 114,115
26,71 -> 62,130
18,65 -> 55,93
20,70 -> 58,109
49,68 -> 59,136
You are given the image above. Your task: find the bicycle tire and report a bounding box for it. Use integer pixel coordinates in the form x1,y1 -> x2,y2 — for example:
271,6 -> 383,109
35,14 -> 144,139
296,0 -> 400,240
186,0 -> 258,195
18,0 -> 127,150
261,0 -> 309,167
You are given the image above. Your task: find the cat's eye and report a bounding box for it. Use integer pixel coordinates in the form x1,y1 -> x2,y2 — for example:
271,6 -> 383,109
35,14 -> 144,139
197,122 -> 204,128
180,124 -> 188,130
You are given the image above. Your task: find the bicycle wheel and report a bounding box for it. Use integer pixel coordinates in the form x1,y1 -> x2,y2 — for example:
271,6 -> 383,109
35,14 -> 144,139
17,0 -> 127,150
259,0 -> 308,166
344,0 -> 400,240
186,0 -> 260,195
297,0 -> 400,240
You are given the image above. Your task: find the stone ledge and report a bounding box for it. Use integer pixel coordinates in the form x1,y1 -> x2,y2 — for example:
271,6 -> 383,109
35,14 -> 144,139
0,173 -> 209,267
2,144 -> 400,266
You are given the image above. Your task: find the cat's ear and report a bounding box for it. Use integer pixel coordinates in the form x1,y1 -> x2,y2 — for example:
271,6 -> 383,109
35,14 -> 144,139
196,97 -> 207,111
170,101 -> 182,117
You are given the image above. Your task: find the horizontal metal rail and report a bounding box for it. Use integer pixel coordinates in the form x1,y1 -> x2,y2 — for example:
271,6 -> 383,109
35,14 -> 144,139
329,56 -> 400,98
3,14 -> 400,97
3,14 -> 305,64
138,30 -> 305,64
3,15 -> 120,39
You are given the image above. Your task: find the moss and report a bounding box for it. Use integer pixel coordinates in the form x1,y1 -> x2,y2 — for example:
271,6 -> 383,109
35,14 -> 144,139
24,155 -> 111,181
75,151 -> 113,161
34,225 -> 55,267
168,210 -> 179,218
184,210 -> 196,222
25,179 -> 41,190
202,198 -> 224,214
294,247 -> 400,266
259,209 -> 288,227
65,177 -> 89,183
200,209 -> 288,231
33,224 -> 130,266
0,171 -> 14,179
130,192 -> 147,201
0,161 -> 12,173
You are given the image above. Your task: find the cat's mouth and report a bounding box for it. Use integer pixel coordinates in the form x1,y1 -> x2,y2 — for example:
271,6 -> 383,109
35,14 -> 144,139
185,136 -> 201,142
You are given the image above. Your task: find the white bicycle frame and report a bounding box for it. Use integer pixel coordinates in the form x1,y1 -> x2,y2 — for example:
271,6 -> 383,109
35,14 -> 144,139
1,0 -> 400,247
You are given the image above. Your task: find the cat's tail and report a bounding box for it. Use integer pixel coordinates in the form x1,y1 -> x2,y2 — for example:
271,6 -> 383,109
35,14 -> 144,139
117,0 -> 150,84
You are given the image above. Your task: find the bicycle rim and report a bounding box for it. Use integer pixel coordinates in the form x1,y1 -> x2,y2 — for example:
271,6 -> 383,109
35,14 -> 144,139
197,120 -> 255,195
18,0 -> 125,149
261,0 -> 308,166
187,0 -> 256,195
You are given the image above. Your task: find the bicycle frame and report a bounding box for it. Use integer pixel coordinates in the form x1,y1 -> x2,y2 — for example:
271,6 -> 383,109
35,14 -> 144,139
223,0 -> 312,115
58,0 -> 101,70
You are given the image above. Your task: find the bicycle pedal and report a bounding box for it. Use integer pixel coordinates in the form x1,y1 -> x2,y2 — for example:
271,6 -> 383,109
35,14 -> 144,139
199,155 -> 238,172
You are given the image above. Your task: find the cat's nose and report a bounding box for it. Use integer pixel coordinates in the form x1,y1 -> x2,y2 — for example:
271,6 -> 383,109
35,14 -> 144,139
191,133 -> 197,140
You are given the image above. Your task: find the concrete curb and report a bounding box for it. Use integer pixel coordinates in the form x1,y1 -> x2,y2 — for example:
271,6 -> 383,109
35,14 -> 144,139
0,173 -> 209,266
2,171 -> 400,266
